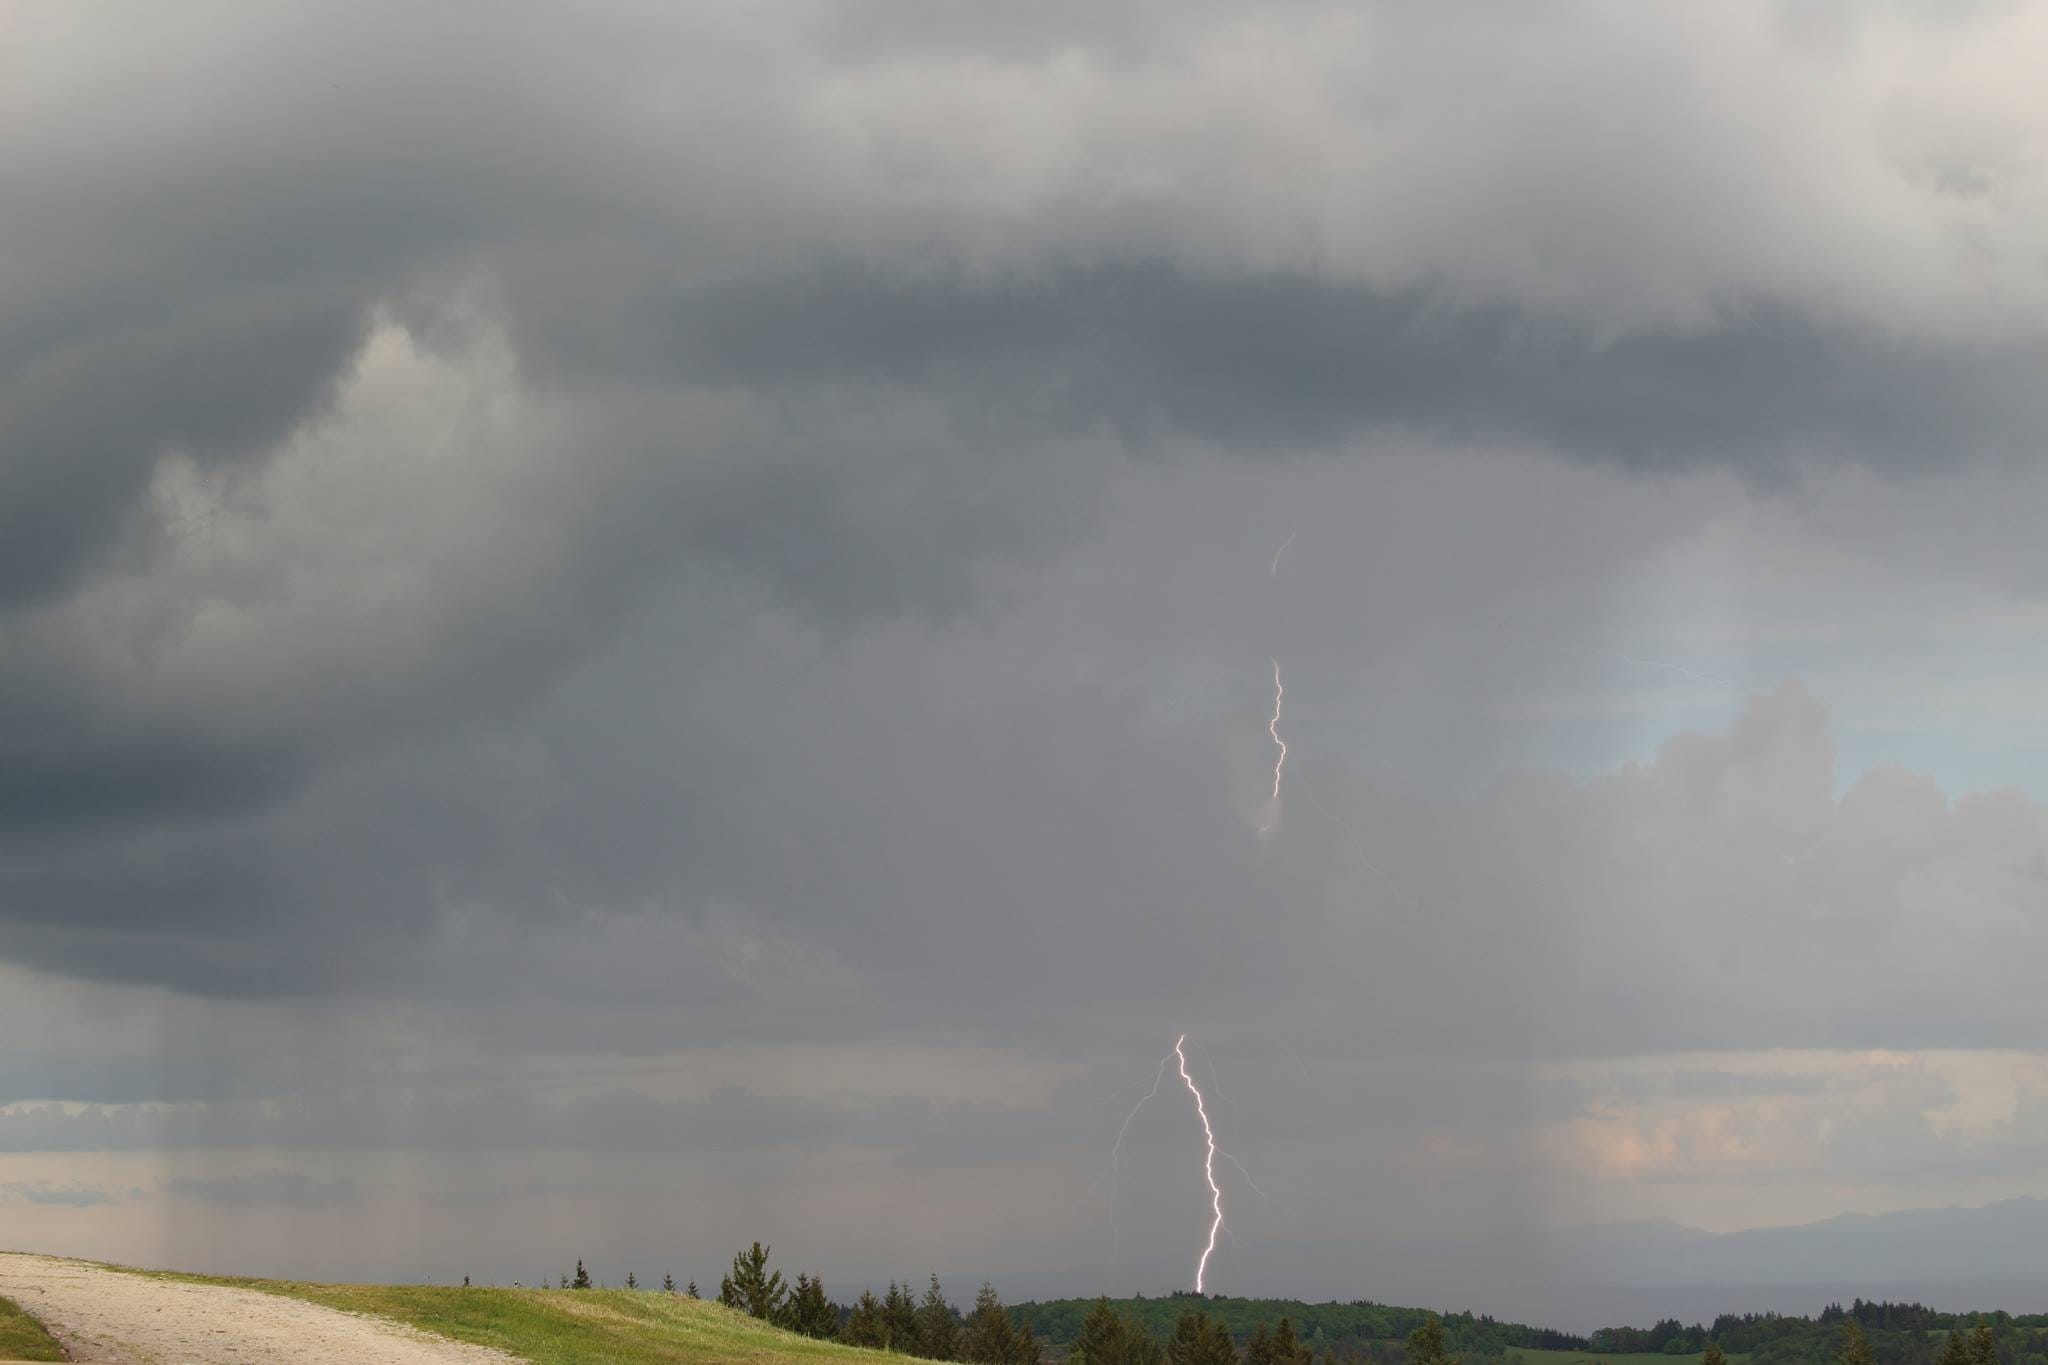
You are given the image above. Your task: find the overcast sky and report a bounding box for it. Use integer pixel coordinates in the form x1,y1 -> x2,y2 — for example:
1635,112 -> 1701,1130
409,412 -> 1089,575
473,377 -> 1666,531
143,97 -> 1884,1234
7,0 -> 2048,1312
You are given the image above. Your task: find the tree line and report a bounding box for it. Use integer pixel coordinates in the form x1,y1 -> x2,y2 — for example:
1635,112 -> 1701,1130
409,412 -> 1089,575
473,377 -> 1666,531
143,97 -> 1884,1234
1015,1296 -> 1581,1362
713,1241 -> 1040,1363
530,1253 -> 2048,1365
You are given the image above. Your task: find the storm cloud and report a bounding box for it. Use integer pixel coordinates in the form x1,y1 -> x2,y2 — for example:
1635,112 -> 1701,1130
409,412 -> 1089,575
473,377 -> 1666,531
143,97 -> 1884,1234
7,0 -> 2048,1301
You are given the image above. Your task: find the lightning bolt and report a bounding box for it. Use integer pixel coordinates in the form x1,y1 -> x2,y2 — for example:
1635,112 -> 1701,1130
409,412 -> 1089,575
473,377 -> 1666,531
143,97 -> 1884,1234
1218,1148 -> 1265,1198
1109,1055 -> 1170,1264
1175,1033 -> 1224,1294
1270,530 -> 1296,577
1257,661 -> 1288,835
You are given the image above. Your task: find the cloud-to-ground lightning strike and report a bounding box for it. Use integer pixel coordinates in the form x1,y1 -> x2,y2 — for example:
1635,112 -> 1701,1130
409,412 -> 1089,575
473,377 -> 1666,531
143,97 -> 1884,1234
1175,1033 -> 1225,1293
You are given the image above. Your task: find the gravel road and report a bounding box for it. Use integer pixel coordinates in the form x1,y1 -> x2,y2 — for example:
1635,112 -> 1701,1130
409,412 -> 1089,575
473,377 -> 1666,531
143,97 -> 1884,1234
0,1254 -> 521,1365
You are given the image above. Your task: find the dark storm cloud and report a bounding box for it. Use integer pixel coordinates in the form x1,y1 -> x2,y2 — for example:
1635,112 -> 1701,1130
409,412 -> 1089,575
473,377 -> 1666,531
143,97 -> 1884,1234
0,300 -> 367,609
4,0 -> 2048,1044
537,263 -> 2048,477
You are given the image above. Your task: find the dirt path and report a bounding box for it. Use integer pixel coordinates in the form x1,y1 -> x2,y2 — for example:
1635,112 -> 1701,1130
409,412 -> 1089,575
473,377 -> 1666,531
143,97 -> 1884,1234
0,1254 -> 521,1365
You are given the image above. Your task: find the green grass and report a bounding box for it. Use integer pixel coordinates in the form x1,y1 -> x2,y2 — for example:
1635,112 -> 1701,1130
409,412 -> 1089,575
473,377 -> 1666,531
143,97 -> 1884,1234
1515,1352 -> 1752,1365
110,1267 -> 901,1365
0,1292 -> 67,1361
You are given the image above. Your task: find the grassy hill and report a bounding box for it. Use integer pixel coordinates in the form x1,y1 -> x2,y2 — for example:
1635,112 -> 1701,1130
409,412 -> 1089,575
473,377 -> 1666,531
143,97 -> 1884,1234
0,1292 -> 66,1361
110,1267 -> 900,1365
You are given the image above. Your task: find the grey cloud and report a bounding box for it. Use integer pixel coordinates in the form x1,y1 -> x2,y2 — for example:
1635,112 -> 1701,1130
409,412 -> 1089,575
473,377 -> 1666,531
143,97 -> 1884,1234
531,264 -> 2048,478
0,1179 -> 126,1207
163,1171 -> 359,1208
8,0 -> 2048,1284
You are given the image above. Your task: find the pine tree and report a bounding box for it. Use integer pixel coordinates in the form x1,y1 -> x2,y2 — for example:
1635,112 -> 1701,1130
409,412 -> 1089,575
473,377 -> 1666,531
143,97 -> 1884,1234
1838,1323 -> 1875,1365
964,1283 -> 1022,1364
1703,1344 -> 1728,1365
572,1260 -> 592,1291
1249,1320 -> 1309,1365
626,1272 -> 639,1290
1167,1309 -> 1238,1365
915,1273 -> 961,1360
1970,1325 -> 1999,1365
1407,1317 -> 1457,1365
688,1280 -> 700,1299
790,1273 -> 840,1338
1009,1310 -> 1043,1365
843,1290 -> 890,1348
664,1273 -> 676,1294
884,1282 -> 920,1352
1070,1299 -> 1164,1365
722,1243 -> 788,1321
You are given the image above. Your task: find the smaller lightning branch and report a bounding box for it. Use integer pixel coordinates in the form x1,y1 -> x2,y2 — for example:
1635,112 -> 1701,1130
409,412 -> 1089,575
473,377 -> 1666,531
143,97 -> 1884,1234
1270,530 -> 1296,578
1110,1055 -> 1170,1263
1258,661 -> 1288,835
1219,1148 -> 1266,1198
1175,1033 -> 1225,1294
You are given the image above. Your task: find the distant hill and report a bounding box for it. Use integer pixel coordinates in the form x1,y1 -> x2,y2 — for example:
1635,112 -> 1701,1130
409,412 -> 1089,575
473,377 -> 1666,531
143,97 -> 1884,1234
1008,1289 -> 2048,1365
984,1198 -> 2048,1335
1552,1198 -> 2048,1288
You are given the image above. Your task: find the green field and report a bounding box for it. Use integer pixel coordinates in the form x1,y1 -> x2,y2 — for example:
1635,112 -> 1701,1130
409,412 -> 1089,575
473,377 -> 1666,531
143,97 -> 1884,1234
1515,1351 -> 1752,1365
111,1267 -> 900,1365
0,1292 -> 66,1361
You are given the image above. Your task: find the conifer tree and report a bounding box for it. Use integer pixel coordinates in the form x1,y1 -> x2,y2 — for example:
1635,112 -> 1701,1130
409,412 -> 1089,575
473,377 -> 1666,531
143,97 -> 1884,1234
964,1283 -> 1023,1364
915,1273 -> 961,1360
1838,1323 -> 1875,1365
1703,1344 -> 1728,1365
1167,1309 -> 1239,1365
1249,1319 -> 1310,1365
688,1281 -> 700,1299
1009,1311 -> 1042,1365
572,1259 -> 592,1290
1970,1325 -> 1999,1365
843,1290 -> 890,1348
1071,1299 -> 1164,1365
626,1272 -> 638,1290
723,1242 -> 788,1321
1406,1316 -> 1457,1365
790,1273 -> 840,1338
884,1281 -> 921,1352
664,1273 -> 676,1294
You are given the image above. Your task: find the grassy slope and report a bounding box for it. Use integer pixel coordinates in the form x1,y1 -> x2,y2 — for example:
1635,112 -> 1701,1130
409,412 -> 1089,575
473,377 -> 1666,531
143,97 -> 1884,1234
0,1292 -> 67,1361
112,1269 -> 897,1365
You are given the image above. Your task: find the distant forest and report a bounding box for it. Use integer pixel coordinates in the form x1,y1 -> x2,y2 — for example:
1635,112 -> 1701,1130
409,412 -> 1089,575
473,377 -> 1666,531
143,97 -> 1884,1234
644,1246 -> 2048,1365
1011,1294 -> 1580,1360
1009,1297 -> 2048,1365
